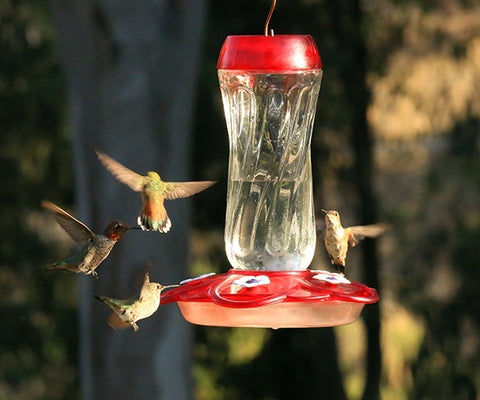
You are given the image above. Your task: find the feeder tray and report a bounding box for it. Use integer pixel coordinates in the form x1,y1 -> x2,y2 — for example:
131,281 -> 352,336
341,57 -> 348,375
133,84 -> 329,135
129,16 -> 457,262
160,270 -> 378,329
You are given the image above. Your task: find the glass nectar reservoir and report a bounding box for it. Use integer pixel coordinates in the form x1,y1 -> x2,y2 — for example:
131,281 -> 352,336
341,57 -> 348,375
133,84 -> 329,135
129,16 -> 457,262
218,35 -> 323,271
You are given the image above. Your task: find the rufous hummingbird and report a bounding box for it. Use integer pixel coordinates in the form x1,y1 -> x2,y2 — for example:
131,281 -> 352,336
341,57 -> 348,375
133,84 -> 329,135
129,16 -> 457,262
321,209 -> 389,275
96,151 -> 216,233
42,200 -> 137,277
95,272 -> 179,331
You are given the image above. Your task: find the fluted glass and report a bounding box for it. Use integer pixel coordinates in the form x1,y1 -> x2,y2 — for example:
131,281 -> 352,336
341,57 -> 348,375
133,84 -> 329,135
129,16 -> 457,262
220,70 -> 322,271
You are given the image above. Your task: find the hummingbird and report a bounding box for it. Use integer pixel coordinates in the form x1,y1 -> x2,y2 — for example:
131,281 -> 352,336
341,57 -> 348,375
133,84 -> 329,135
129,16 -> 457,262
41,200 -> 136,277
95,273 -> 179,331
321,209 -> 389,276
96,151 -> 216,232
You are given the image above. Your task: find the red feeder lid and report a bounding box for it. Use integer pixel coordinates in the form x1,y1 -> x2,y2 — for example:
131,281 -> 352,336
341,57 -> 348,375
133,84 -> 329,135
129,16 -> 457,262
217,35 -> 322,72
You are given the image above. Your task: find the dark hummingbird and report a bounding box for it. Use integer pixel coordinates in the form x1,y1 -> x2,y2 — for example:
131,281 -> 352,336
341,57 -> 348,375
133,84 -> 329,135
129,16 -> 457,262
96,151 -> 216,232
41,200 -> 136,277
321,209 -> 389,276
95,272 -> 179,331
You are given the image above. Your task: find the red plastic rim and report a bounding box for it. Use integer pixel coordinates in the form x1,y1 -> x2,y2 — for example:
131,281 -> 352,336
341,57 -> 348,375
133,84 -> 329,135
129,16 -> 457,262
217,35 -> 322,72
160,269 -> 379,309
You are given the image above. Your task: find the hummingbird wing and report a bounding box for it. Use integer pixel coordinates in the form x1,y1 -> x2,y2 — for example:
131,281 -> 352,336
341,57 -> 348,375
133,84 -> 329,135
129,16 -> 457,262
347,224 -> 390,247
42,200 -> 95,244
315,218 -> 326,233
138,272 -> 151,301
107,312 -> 132,330
96,151 -> 145,192
163,181 -> 217,200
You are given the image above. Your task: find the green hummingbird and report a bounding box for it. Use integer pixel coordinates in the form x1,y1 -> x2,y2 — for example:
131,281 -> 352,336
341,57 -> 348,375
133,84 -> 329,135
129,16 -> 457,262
42,200 -> 136,277
95,272 -> 179,331
96,151 -> 216,232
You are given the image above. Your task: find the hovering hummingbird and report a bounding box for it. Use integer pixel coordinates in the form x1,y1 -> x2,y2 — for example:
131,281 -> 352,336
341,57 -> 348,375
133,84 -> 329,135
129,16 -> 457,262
95,272 -> 179,331
96,151 -> 216,232
321,209 -> 389,276
41,200 -> 136,277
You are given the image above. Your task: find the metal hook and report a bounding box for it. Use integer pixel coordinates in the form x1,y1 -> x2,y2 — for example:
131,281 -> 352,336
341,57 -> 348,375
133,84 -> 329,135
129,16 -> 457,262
264,0 -> 277,36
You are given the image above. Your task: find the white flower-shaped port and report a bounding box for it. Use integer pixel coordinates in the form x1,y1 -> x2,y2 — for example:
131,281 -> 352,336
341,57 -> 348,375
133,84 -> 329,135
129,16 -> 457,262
232,275 -> 271,288
313,271 -> 351,284
180,272 -> 216,285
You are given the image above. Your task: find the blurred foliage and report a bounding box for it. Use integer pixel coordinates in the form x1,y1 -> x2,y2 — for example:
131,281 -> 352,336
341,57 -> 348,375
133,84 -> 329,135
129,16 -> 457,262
1,0 -> 480,399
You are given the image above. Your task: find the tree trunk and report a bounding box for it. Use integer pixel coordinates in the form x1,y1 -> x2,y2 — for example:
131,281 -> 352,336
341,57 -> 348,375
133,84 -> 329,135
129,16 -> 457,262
344,2 -> 382,400
326,1 -> 382,399
49,0 -> 206,398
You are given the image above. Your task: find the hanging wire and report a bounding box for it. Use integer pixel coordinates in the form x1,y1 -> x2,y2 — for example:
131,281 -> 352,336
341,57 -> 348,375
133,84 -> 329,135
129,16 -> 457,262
264,0 -> 277,36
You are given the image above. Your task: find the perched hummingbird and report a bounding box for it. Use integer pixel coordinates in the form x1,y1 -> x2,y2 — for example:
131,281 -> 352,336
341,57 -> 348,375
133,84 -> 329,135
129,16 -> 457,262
41,200 -> 136,277
96,151 -> 216,232
95,273 -> 179,331
321,209 -> 389,276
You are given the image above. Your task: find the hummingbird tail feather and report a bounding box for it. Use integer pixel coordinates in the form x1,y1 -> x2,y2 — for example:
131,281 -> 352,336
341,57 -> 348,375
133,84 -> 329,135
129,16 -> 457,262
41,262 -> 71,273
41,264 -> 57,272
138,205 -> 171,233
94,295 -> 119,312
94,295 -> 106,303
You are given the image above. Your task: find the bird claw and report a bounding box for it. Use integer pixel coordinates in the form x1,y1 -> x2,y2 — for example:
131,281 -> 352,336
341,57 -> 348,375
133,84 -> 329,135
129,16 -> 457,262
333,264 -> 346,276
87,269 -> 99,279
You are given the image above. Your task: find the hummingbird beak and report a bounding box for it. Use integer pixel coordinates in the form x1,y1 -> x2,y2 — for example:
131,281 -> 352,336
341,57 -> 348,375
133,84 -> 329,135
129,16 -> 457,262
162,284 -> 180,290
321,209 -> 328,214
128,226 -> 143,230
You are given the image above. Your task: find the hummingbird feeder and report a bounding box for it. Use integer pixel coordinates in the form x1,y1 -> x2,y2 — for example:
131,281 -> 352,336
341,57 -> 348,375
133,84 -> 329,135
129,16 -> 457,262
160,1 -> 378,328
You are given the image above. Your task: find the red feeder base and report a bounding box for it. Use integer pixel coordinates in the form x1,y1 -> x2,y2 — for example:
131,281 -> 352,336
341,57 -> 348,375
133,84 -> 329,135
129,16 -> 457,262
160,269 -> 379,329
